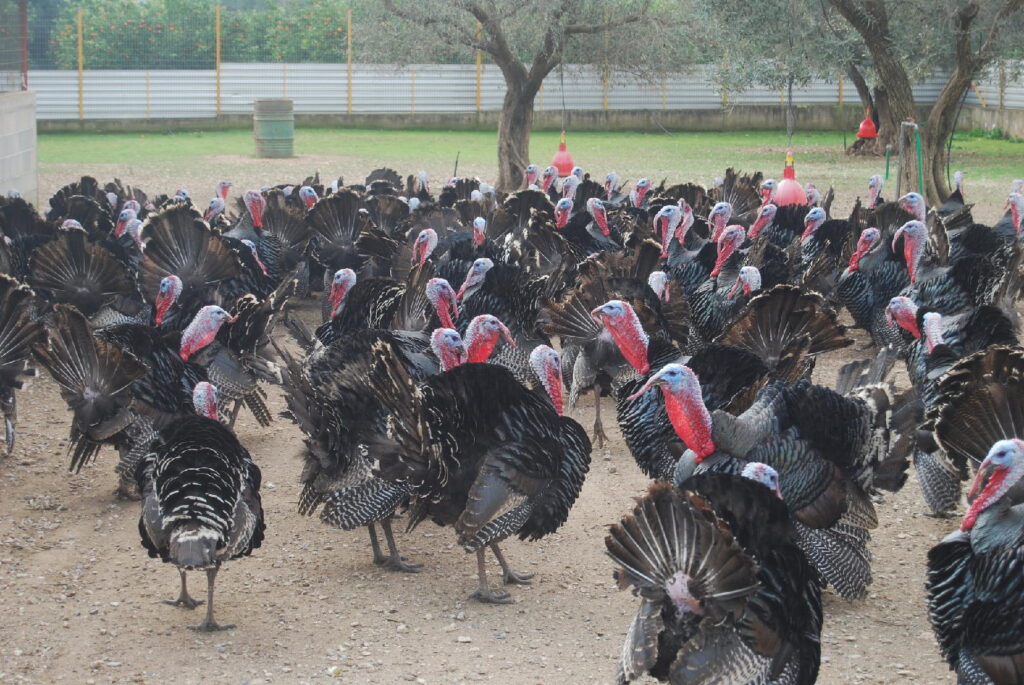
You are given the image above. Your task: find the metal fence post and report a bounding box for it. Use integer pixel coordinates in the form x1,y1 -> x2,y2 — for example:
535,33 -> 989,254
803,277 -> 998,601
838,75 -> 844,106
346,7 -> 353,114
19,0 -> 28,90
145,70 -> 151,118
410,66 -> 416,114
998,63 -> 1006,111
76,8 -> 84,120
215,4 -> 222,116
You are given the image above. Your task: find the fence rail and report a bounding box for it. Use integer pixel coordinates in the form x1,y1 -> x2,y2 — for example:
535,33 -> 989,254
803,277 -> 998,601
25,63 -> 1024,121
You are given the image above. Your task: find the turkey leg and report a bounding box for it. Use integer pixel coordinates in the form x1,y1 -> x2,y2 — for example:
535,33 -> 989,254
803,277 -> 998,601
469,548 -> 513,604
227,400 -> 244,429
189,567 -> 235,631
377,518 -> 423,573
163,569 -> 203,609
367,522 -> 386,564
491,543 -> 533,585
592,387 -> 609,448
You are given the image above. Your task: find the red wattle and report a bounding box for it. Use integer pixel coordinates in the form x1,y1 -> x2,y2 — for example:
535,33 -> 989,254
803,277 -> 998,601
662,389 -> 715,460
608,325 -> 649,374
467,335 -> 497,363
962,468 -> 1006,531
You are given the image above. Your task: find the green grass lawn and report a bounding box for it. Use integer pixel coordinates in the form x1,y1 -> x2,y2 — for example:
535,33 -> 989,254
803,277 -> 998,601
37,127 -> 1023,223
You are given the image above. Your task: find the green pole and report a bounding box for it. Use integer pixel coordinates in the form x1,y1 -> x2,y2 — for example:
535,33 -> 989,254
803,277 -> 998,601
884,145 -> 891,180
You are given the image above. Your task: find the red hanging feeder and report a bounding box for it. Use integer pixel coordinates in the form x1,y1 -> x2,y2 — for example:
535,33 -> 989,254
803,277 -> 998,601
551,131 -> 575,176
857,108 -> 877,139
775,148 -> 807,206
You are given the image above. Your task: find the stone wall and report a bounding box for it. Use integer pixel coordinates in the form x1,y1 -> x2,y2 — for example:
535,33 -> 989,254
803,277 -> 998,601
0,91 -> 37,204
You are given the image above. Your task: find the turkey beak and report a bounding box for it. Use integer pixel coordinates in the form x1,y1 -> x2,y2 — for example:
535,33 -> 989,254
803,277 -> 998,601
967,457 -> 995,504
495,320 -> 516,348
590,305 -> 606,325
625,371 -> 664,402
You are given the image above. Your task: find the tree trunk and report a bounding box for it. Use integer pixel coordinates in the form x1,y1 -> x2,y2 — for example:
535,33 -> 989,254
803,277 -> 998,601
496,80 -> 540,192
923,78 -> 971,204
846,63 -> 873,112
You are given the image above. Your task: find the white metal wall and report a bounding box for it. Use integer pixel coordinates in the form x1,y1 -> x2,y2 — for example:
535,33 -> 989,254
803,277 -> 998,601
25,63 -> 1024,120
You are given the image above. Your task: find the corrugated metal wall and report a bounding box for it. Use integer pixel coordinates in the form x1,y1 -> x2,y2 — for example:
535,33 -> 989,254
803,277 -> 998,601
25,63 -> 1024,120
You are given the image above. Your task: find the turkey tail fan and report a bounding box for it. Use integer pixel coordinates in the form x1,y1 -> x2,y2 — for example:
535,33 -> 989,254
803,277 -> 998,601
305,190 -> 374,269
615,598 -> 665,684
502,189 -> 555,228
140,203 -> 240,302
261,190 -> 312,252
50,195 -> 115,239
834,346 -> 898,396
931,346 -> 1024,475
365,167 -> 403,189
454,200 -> 493,232
28,231 -> 136,317
866,201 -> 915,240
538,276 -> 609,346
103,178 -> 149,217
32,305 -> 147,472
606,481 -> 759,618
390,263 -> 434,332
687,344 -> 770,414
507,218 -> 575,278
0,276 -> 45,453
575,179 -> 604,206
711,168 -> 763,225
654,182 -> 709,215
366,338 -> 430,484
716,285 -> 852,371
221,276 -> 296,354
928,210 -> 951,269
47,176 -> 102,222
366,194 -> 411,239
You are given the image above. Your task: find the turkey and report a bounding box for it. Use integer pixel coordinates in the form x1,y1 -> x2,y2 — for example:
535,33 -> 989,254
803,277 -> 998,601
178,276 -> 293,428
607,473 -> 821,684
0,194 -> 56,280
365,337 -> 591,603
539,240 -> 686,446
137,382 -> 265,631
27,227 -> 147,328
140,203 -> 241,331
31,305 -> 149,495
626,356 -> 909,599
0,275 -> 46,454
925,439 -> 1024,683
591,300 -> 770,480
305,190 -> 397,282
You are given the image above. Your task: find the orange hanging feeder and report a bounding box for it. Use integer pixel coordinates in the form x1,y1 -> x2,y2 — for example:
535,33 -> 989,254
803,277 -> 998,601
551,131 -> 575,176
857,108 -> 877,139
775,148 -> 807,206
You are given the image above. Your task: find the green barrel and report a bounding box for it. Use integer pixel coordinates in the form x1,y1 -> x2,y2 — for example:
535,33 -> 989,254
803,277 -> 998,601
253,98 -> 294,158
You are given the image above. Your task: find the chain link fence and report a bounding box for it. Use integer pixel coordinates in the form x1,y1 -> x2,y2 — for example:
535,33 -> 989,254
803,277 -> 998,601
0,0 -> 27,92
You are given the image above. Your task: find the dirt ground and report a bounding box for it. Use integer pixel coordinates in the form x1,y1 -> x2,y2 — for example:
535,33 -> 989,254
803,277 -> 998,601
0,163 -> 981,684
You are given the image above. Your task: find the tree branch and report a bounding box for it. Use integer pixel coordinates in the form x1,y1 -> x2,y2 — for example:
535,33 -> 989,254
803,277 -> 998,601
564,1 -> 651,35
381,0 -> 488,52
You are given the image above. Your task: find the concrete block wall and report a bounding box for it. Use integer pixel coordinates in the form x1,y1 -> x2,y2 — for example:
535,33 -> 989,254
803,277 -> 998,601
0,91 -> 38,205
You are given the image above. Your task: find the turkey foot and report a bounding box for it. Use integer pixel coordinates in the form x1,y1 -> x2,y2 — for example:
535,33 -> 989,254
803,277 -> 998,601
469,549 -> 514,604
227,400 -> 243,430
164,570 -> 203,609
377,518 -> 422,573
491,543 -> 533,585
591,388 -> 609,449
188,568 -> 234,632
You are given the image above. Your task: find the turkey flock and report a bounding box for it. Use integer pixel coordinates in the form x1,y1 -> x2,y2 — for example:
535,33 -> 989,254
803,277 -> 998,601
1,164 -> 1023,683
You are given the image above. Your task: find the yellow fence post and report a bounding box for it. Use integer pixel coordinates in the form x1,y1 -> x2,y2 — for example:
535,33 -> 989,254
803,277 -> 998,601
661,75 -> 666,111
282,63 -> 288,97
474,23 -> 482,112
972,81 -> 987,109
998,63 -> 1006,111
145,70 -> 151,118
76,8 -> 84,120
346,7 -> 353,113
215,4 -> 222,116
838,75 -> 844,106
538,82 -> 543,111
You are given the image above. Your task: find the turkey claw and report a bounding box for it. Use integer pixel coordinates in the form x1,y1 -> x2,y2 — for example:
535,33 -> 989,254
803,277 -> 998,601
163,597 -> 203,610
189,621 -> 235,632
503,569 -> 534,585
377,555 -> 423,573
470,587 -> 514,604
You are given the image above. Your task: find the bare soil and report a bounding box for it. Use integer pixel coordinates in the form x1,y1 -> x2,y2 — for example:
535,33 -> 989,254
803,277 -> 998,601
0,165 -> 970,684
